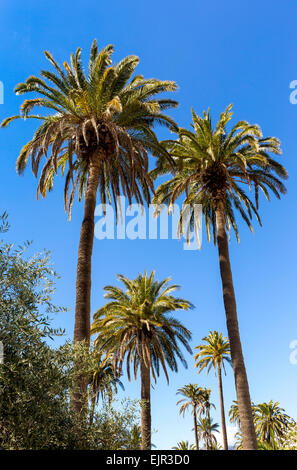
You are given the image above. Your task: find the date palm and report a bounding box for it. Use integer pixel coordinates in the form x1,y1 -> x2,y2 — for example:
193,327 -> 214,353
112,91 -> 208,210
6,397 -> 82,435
90,270 -> 193,449
1,40 -> 178,413
172,440 -> 195,450
194,331 -> 231,450
196,417 -> 219,450
176,384 -> 206,450
152,105 -> 287,449
254,401 -> 291,448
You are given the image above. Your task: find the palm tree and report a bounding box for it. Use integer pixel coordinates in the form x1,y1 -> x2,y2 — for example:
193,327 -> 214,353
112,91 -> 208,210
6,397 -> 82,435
176,384 -> 206,449
194,331 -> 231,450
196,417 -> 219,450
1,40 -> 178,414
90,270 -> 193,449
88,352 -> 124,425
254,401 -> 291,448
172,440 -> 195,450
229,399 -> 256,428
151,105 -> 287,449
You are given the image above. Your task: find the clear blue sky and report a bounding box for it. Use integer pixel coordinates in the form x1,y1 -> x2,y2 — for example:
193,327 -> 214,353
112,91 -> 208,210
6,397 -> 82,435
0,0 -> 297,449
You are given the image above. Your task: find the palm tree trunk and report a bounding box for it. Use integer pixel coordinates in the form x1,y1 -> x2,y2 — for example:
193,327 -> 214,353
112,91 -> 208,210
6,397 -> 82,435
71,155 -> 101,415
207,407 -> 210,450
193,404 -> 199,450
218,363 -> 228,450
215,199 -> 257,450
140,358 -> 151,450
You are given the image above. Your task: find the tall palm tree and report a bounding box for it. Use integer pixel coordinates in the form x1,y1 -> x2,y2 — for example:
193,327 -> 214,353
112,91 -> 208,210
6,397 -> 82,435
151,105 -> 287,449
254,401 -> 291,448
90,270 -> 193,449
172,440 -> 196,450
88,352 -> 124,425
1,41 -> 178,413
176,384 -> 206,449
194,331 -> 231,450
196,417 -> 219,450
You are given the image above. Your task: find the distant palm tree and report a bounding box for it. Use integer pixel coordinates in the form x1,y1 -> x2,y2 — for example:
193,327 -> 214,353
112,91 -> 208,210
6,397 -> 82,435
1,40 -> 178,414
254,401 -> 291,448
88,352 -> 124,425
152,105 -> 287,449
91,270 -> 193,449
172,440 -> 195,450
197,417 -> 219,450
176,384 -> 205,449
229,400 -> 241,427
194,331 -> 231,449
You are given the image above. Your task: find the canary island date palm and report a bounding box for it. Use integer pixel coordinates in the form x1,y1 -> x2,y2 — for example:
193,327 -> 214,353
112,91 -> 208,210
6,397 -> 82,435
151,105 -> 287,449
176,384 -> 206,449
91,270 -> 193,449
254,401 -> 292,449
1,40 -> 178,413
194,331 -> 231,450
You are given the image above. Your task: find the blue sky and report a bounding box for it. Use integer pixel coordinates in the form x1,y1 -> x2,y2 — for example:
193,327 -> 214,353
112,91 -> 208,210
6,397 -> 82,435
0,0 -> 297,449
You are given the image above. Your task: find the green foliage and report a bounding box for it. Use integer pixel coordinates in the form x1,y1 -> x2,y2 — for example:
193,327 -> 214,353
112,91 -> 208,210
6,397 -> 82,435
0,231 -> 71,449
196,416 -> 219,449
172,440 -> 195,450
151,105 -> 287,244
0,226 -> 140,449
230,400 -> 294,450
254,400 -> 292,448
91,270 -> 193,382
176,384 -> 207,417
194,331 -> 231,375
91,398 -> 141,450
1,40 -> 178,219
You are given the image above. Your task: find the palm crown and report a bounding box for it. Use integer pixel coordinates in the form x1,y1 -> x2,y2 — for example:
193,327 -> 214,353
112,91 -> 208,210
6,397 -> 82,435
194,331 -> 231,375
152,104 -> 287,243
254,400 -> 292,445
1,40 -> 178,218
90,270 -> 193,382
176,384 -> 206,416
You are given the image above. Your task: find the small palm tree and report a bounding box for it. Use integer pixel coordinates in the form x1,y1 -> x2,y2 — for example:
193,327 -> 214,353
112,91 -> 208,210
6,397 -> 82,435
194,331 -> 231,449
91,270 -> 193,449
176,384 -> 206,449
88,352 -> 124,425
229,399 -> 256,429
128,424 -> 142,450
254,401 -> 291,448
1,40 -> 178,413
152,105 -> 287,449
172,440 -> 195,450
199,388 -> 215,418
196,417 -> 219,450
